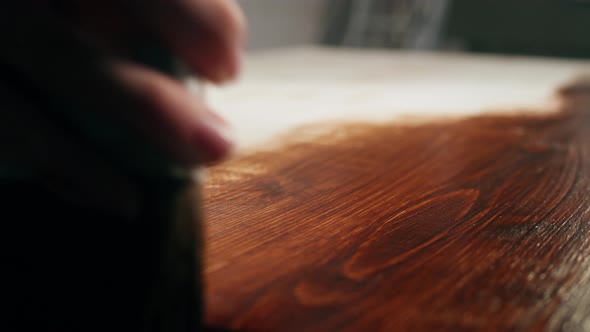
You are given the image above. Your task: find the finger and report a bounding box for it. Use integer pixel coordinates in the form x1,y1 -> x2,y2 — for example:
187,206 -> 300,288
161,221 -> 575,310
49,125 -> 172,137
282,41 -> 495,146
0,7 -> 234,168
29,0 -> 245,84
46,0 -> 148,53
127,0 -> 246,83
111,60 -> 235,165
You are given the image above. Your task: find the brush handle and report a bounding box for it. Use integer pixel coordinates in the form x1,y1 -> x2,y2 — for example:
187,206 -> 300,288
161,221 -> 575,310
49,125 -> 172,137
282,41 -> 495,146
114,48 -> 205,331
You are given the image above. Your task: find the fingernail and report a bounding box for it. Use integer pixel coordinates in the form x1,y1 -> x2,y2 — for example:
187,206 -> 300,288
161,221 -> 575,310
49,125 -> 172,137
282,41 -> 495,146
194,110 -> 235,163
216,51 -> 241,83
216,68 -> 233,83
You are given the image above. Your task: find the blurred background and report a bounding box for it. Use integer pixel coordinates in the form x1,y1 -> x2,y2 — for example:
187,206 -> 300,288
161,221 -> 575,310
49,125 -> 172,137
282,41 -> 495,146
239,0 -> 590,59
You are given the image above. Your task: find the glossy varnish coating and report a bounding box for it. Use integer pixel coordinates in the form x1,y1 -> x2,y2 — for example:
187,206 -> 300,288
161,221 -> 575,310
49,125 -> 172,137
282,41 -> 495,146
203,82 -> 590,331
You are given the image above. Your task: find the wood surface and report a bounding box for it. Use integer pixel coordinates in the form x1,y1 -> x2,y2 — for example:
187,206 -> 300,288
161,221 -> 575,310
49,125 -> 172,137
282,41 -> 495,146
201,48 -> 590,331
206,47 -> 590,149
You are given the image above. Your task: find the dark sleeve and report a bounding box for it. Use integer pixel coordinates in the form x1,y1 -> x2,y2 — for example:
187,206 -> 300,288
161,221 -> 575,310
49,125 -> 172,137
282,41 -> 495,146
0,179 -> 203,332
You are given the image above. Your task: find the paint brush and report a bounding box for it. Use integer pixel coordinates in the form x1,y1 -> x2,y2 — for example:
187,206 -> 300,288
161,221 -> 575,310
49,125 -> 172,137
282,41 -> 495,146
0,6 -> 207,330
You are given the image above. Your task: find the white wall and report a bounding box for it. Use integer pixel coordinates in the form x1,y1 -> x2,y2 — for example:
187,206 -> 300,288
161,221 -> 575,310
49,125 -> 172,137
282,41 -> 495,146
237,0 -> 329,50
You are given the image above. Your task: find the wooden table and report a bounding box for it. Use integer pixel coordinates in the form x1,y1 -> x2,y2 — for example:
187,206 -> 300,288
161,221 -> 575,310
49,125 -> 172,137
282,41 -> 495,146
202,47 -> 590,331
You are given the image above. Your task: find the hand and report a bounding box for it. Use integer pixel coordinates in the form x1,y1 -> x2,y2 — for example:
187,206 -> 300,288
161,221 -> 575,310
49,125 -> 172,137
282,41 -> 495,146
0,0 -> 245,215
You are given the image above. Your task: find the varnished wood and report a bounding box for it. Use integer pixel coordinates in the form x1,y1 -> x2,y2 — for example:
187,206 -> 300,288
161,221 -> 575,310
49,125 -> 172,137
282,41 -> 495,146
203,80 -> 590,331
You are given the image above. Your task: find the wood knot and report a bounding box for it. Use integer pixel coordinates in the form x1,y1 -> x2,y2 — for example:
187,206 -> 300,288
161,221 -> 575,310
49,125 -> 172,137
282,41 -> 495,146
343,189 -> 479,280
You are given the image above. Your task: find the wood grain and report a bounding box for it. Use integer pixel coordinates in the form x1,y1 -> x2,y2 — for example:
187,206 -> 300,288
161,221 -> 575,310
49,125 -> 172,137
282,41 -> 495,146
203,80 -> 590,331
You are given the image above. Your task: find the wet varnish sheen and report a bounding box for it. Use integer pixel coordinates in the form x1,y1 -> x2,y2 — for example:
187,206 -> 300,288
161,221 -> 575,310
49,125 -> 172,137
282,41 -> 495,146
203,82 -> 590,331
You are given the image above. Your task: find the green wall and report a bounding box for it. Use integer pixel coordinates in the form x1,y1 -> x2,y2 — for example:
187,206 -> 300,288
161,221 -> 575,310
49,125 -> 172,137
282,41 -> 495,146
446,0 -> 590,59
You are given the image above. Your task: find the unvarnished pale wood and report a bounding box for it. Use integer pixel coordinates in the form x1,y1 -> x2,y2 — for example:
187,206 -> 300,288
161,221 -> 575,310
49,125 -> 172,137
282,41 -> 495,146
207,47 -> 590,149
202,49 -> 590,331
